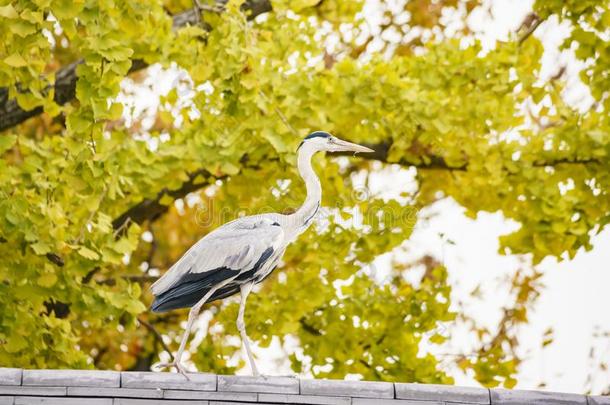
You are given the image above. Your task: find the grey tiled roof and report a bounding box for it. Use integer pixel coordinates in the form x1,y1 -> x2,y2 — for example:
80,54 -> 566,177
0,368 -> 607,404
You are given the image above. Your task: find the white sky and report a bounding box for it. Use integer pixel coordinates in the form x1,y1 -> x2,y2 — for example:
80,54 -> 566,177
124,0 -> 609,394
407,198 -> 610,394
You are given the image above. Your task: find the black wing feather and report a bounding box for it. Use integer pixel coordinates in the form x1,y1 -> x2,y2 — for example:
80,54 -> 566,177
151,267 -> 237,312
150,247 -> 275,313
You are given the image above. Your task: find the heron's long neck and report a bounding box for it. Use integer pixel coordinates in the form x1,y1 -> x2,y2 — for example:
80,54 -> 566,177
293,148 -> 321,228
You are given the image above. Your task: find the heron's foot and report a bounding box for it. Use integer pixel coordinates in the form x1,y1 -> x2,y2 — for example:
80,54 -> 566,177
155,361 -> 191,380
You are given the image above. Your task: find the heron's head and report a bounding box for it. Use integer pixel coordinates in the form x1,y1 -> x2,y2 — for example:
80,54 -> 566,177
297,131 -> 374,154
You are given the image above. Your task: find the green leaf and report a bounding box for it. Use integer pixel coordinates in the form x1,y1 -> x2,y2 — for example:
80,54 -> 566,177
0,135 -> 17,154
221,162 -> 240,175
0,4 -> 18,19
5,335 -> 27,353
31,241 -> 51,255
9,20 -> 36,37
159,193 -> 174,206
588,129 -> 608,145
78,246 -> 100,260
428,333 -> 447,344
66,112 -> 92,133
4,54 -> 27,67
51,0 -> 83,19
37,272 -> 58,287
100,46 -> 134,62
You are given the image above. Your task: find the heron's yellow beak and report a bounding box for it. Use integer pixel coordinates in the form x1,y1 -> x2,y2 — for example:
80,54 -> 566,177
332,138 -> 374,153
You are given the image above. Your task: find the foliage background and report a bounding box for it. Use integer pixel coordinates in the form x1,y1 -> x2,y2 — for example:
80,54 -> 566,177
0,0 -> 608,394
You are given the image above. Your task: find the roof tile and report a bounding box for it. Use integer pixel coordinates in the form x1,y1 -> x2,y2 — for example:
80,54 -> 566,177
67,387 -> 163,398
300,379 -> 394,399
0,386 -> 67,396
491,388 -> 587,405
258,393 -> 351,405
22,370 -> 120,388
395,382 -> 490,404
209,402 -> 271,405
0,396 -> 13,405
14,397 -> 112,405
0,369 -> 21,386
164,389 -> 257,402
217,375 -> 298,394
121,371 -> 216,391
115,400 -> 209,405
352,399 -> 442,405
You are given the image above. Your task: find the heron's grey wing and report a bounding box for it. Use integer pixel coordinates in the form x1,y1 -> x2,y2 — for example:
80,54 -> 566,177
150,217 -> 283,297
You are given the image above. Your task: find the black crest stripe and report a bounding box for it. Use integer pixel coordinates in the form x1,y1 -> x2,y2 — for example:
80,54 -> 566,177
304,131 -> 330,140
297,131 -> 331,151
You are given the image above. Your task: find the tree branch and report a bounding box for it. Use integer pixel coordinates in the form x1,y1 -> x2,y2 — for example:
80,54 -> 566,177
138,317 -> 175,361
336,140 -> 602,170
45,252 -> 65,267
0,0 -> 272,133
112,169 -> 224,231
299,317 -> 322,336
95,275 -> 158,286
517,13 -> 543,45
335,141 -> 467,170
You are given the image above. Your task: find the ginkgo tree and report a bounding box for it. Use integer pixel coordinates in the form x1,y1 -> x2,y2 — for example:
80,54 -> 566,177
0,0 -> 608,390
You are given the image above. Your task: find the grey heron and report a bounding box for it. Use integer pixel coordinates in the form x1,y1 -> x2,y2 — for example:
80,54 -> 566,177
151,131 -> 373,377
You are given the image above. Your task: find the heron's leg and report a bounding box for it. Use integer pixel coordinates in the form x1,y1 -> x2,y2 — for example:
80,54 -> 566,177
237,282 -> 260,376
157,278 -> 233,379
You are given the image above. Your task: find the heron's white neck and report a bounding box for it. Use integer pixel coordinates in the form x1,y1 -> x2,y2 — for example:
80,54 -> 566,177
291,146 -> 321,230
